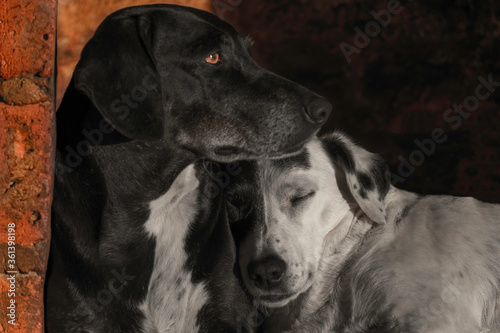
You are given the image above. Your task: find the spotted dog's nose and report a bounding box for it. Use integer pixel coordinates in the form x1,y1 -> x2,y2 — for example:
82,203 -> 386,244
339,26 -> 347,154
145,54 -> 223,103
247,256 -> 287,290
304,98 -> 332,124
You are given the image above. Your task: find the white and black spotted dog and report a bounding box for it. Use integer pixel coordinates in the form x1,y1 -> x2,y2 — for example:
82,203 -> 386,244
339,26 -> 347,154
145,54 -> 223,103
223,132 -> 500,333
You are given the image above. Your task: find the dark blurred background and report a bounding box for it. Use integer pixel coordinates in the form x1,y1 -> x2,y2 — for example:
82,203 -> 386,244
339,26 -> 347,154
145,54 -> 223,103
221,0 -> 500,202
58,0 -> 500,202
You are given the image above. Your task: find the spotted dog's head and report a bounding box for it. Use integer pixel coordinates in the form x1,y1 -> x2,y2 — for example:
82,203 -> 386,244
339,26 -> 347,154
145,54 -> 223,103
226,133 -> 390,308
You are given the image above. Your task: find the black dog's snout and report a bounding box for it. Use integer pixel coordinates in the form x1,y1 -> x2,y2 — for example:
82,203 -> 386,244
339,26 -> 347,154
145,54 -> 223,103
247,256 -> 287,290
304,98 -> 332,124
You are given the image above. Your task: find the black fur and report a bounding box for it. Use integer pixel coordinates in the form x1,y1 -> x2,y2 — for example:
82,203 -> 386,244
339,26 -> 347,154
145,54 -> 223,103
181,162 -> 257,332
321,136 -> 356,174
369,155 -> 391,203
46,4 -> 331,332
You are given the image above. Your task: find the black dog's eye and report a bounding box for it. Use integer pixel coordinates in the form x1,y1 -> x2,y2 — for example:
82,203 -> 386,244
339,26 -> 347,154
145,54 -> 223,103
290,191 -> 316,207
205,52 -> 220,64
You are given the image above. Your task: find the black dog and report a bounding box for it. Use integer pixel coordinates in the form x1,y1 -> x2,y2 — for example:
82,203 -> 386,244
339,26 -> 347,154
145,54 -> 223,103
45,4 -> 331,333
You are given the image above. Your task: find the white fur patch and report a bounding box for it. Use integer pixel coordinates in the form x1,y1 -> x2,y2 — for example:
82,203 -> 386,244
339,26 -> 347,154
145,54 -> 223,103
140,164 -> 208,332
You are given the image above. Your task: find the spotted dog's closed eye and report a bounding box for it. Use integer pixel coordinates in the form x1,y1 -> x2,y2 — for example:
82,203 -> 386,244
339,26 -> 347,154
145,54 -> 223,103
290,190 -> 316,207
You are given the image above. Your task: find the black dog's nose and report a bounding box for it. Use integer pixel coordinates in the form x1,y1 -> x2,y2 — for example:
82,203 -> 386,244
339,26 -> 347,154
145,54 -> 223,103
247,256 -> 287,290
304,98 -> 332,124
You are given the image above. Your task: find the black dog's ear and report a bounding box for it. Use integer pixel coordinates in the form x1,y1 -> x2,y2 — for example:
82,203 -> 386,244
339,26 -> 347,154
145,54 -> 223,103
73,13 -> 163,141
321,132 -> 390,224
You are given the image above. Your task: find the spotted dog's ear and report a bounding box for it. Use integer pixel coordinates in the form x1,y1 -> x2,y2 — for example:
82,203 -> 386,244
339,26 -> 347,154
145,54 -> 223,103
320,132 -> 390,224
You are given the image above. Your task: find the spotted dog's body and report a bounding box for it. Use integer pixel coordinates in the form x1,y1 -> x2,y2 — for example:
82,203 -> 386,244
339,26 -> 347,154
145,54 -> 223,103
226,133 -> 500,333
45,5 -> 331,332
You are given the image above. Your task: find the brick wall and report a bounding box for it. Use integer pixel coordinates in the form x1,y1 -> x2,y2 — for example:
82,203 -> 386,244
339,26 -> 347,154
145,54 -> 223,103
0,0 -> 56,331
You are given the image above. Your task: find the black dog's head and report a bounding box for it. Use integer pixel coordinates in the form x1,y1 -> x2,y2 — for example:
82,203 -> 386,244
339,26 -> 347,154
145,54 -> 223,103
67,4 -> 331,162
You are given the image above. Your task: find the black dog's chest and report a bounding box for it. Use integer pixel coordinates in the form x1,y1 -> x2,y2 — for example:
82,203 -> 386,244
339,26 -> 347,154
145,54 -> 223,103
139,165 -> 209,332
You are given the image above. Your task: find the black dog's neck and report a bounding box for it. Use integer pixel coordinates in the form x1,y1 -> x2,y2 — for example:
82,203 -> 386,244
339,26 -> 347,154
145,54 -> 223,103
55,81 -> 199,189
57,81 -> 151,148
53,86 -> 255,332
53,123 -> 198,260
51,85 -> 200,328
183,162 -> 257,332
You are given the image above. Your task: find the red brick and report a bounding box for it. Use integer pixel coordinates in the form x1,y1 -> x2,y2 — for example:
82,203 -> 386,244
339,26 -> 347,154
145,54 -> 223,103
0,0 -> 56,79
0,103 -> 54,246
0,0 -> 55,331
0,242 -> 50,276
0,273 -> 45,332
0,77 -> 51,105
